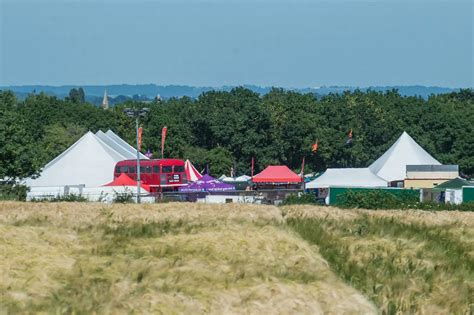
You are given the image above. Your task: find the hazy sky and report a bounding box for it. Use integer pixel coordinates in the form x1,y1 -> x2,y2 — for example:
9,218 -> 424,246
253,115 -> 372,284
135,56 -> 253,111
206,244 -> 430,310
1,0 -> 472,87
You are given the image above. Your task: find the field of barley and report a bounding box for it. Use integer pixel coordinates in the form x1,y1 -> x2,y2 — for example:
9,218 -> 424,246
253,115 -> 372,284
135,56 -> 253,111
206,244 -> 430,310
1,201 -> 473,314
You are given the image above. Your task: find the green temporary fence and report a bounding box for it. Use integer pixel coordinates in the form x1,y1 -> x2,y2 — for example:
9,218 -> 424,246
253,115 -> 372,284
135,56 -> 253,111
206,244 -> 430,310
463,187 -> 474,203
328,187 -> 420,205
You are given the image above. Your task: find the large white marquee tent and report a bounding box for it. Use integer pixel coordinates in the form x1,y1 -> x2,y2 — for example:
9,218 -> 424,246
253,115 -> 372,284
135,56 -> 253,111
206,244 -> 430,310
306,131 -> 441,189
26,130 -> 148,200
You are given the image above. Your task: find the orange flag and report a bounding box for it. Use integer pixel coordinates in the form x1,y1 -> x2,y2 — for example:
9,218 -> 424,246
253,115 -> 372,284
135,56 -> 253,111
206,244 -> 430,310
138,127 -> 143,151
161,126 -> 167,158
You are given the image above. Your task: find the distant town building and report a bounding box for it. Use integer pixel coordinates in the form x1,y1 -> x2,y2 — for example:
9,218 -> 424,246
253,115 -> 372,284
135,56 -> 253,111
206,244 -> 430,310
102,89 -> 109,109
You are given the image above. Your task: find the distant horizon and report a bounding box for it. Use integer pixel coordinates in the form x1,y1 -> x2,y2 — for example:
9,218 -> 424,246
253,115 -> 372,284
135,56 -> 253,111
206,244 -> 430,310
2,84 -> 462,103
1,83 -> 470,89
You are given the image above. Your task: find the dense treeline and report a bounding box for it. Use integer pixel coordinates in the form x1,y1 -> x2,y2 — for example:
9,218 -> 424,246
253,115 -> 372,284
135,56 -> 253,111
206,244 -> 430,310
1,88 -> 473,181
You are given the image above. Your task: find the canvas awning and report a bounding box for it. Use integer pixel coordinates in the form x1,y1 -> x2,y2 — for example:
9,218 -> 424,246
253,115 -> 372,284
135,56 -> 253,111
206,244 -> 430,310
306,168 -> 387,189
179,174 -> 235,192
252,166 -> 302,183
104,173 -> 150,192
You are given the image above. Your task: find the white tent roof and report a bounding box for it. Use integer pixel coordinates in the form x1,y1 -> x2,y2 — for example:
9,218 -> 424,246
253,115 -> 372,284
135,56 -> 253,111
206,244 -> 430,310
306,168 -> 387,189
221,176 -> 235,182
369,131 -> 440,182
26,131 -> 129,188
104,130 -> 148,160
235,175 -> 251,182
95,130 -> 144,160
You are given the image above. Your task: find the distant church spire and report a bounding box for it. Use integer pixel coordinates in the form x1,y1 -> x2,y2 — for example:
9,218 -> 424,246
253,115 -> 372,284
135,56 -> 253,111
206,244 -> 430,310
101,88 -> 109,109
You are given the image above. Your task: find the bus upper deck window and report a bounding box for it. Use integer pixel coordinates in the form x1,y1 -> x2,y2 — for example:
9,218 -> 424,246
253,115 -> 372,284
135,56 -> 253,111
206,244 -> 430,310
115,166 -> 121,174
121,166 -> 129,173
162,166 -> 172,173
153,166 -> 160,173
174,165 -> 185,173
140,166 -> 152,173
129,166 -> 136,173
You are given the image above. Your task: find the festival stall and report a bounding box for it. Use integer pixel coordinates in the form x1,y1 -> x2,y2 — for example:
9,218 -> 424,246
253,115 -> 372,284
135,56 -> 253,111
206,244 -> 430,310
252,165 -> 302,189
104,173 -> 151,192
179,174 -> 235,192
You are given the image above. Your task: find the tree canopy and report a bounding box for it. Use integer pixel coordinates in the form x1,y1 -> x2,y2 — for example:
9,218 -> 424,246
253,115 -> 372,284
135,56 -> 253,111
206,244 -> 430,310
1,88 -> 473,180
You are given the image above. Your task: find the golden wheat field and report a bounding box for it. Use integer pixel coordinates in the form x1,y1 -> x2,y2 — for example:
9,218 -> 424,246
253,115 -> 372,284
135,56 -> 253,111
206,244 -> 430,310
1,201 -> 473,314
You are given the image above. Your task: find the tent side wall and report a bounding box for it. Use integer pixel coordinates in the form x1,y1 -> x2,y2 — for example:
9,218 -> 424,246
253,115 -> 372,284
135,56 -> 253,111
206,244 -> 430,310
463,187 -> 474,203
328,187 -> 420,206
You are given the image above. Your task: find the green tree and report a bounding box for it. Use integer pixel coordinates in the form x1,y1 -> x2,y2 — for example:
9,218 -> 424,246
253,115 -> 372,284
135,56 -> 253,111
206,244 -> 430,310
67,87 -> 85,103
0,91 -> 39,181
205,147 -> 233,176
39,123 -> 87,165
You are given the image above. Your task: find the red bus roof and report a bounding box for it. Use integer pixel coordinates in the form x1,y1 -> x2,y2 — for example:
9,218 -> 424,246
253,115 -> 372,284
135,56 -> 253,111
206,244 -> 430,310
116,159 -> 184,166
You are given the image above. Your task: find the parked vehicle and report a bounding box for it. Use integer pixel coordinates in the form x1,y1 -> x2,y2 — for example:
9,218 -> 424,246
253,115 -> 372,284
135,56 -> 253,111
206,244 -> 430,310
114,159 -> 187,192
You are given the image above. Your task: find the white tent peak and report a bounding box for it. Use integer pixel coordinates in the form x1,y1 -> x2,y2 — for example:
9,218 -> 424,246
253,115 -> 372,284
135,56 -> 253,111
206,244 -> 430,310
369,131 -> 440,182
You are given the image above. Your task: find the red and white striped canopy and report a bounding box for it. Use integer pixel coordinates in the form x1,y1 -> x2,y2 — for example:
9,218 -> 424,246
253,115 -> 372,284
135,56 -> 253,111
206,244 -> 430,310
184,159 -> 203,182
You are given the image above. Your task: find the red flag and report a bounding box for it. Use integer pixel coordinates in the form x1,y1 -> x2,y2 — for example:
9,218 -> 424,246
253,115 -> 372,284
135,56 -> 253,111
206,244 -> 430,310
312,141 -> 318,153
161,126 -> 167,158
348,129 -> 353,139
251,157 -> 255,177
138,127 -> 143,151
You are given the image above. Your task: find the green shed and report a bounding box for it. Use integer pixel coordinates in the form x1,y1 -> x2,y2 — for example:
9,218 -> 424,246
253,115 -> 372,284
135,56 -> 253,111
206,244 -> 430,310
463,187 -> 474,203
433,177 -> 474,191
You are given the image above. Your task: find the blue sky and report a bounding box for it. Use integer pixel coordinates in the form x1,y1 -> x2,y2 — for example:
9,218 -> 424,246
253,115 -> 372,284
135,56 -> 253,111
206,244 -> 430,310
0,0 -> 472,87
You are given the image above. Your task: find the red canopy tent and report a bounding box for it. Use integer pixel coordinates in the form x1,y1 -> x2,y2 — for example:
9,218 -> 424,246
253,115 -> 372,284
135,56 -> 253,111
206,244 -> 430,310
252,166 -> 302,183
103,173 -> 151,192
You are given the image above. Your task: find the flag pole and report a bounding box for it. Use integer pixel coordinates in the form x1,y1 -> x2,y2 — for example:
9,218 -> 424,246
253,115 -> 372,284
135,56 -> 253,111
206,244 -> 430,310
301,156 -> 305,190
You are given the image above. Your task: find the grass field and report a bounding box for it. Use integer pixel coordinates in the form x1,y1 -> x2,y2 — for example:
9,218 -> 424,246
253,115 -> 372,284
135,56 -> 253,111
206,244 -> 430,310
1,202 -> 472,314
285,206 -> 474,314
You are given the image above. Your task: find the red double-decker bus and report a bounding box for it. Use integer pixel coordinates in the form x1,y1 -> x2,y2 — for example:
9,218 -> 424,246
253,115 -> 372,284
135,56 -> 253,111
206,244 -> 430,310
114,159 -> 187,192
